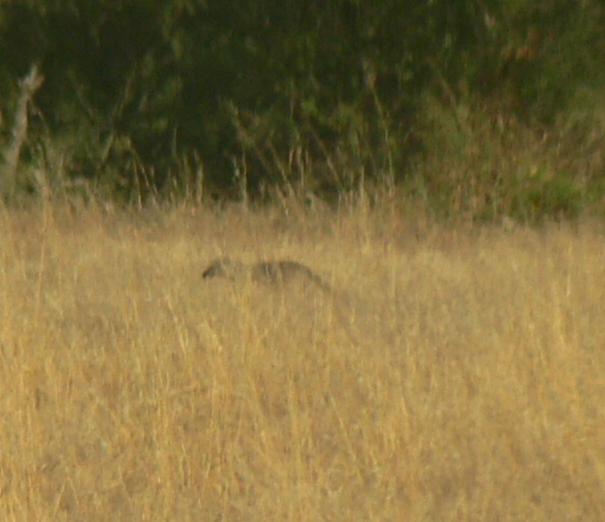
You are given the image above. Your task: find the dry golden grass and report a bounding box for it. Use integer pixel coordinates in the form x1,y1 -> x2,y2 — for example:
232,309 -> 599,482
1,203 -> 604,521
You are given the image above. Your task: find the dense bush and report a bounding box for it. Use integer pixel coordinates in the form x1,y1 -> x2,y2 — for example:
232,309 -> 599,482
0,0 -> 604,218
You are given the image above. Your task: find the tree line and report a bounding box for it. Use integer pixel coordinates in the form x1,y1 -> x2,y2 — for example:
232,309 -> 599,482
1,0 -> 604,216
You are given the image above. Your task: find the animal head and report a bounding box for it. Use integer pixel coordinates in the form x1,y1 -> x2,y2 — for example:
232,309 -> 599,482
202,258 -> 241,279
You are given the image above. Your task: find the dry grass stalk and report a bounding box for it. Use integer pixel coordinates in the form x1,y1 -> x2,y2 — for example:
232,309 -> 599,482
1,204 -> 604,520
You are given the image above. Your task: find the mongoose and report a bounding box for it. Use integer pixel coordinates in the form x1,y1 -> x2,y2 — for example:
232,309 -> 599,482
202,258 -> 328,289
202,257 -> 362,346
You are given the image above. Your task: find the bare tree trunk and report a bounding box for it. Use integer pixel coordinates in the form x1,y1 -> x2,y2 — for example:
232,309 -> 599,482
2,64 -> 44,201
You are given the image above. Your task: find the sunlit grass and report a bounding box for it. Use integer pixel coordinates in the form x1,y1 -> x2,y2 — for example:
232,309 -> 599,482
1,204 -> 604,521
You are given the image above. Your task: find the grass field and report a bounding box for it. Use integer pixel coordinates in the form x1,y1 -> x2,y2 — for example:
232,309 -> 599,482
1,203 -> 604,521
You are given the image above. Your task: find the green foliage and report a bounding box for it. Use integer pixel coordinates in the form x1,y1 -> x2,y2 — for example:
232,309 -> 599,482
0,0 -> 603,217
412,98 -> 587,222
513,168 -> 584,221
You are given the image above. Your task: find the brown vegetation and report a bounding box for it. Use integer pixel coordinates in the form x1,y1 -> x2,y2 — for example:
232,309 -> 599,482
1,203 -> 604,520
